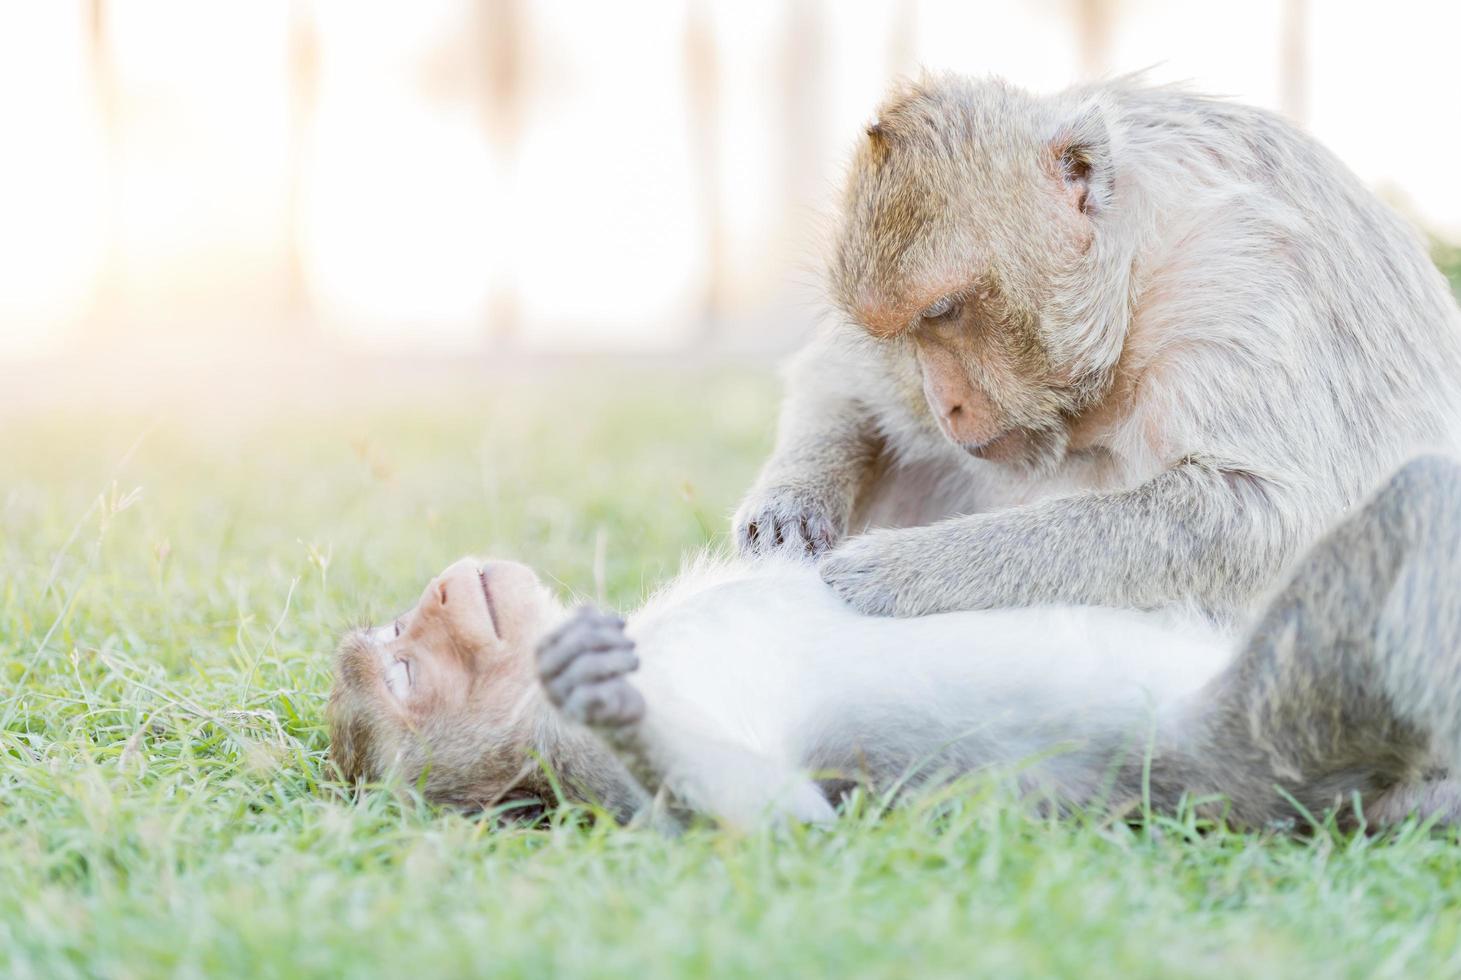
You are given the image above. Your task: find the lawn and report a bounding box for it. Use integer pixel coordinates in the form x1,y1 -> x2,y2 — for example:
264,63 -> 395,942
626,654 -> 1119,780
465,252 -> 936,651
4,360 -> 1461,979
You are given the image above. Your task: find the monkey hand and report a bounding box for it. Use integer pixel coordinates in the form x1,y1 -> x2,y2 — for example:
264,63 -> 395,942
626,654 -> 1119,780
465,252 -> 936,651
536,606 -> 645,730
734,482 -> 849,559
818,525 -> 971,617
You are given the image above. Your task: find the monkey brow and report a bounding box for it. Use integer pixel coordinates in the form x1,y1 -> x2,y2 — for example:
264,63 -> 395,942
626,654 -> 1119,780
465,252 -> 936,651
848,307 -> 908,339
341,627 -> 375,658
854,280 -> 979,339
333,629 -> 384,691
847,281 -> 938,337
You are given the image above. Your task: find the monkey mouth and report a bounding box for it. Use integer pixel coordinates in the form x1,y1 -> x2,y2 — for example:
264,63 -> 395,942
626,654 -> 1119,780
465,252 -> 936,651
477,567 -> 500,637
963,425 -> 1066,472
955,428 -> 1015,460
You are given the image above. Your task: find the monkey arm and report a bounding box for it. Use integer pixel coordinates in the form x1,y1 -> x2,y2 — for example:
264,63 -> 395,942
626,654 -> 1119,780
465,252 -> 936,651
819,455 -> 1302,619
735,334 -> 885,557
537,606 -> 834,826
537,606 -> 657,790
615,719 -> 837,828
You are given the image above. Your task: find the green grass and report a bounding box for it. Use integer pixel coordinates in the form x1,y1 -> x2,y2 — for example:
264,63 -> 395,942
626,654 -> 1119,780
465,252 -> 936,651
1435,238 -> 1461,298
5,362 -> 1461,979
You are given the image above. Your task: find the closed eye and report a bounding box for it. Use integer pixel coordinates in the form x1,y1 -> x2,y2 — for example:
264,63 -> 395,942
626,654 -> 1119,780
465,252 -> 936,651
920,296 -> 961,322
383,656 -> 412,697
393,618 -> 403,638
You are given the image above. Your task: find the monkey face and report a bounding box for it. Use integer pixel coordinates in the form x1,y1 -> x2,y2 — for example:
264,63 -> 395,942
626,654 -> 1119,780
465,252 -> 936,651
328,557 -> 568,808
830,76 -> 1121,471
381,557 -> 552,699
900,285 -> 1078,469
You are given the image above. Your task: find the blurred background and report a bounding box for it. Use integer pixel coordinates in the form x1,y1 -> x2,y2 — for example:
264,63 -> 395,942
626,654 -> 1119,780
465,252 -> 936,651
3,0 -> 1461,380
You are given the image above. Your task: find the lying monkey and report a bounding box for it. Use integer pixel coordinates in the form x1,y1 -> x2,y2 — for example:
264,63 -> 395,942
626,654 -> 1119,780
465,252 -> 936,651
329,457 -> 1461,830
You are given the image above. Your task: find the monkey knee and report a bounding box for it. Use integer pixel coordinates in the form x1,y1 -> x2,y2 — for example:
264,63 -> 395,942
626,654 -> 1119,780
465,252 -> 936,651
1362,454 -> 1461,552
1378,455 -> 1461,512
776,781 -> 837,825
1361,776 -> 1461,829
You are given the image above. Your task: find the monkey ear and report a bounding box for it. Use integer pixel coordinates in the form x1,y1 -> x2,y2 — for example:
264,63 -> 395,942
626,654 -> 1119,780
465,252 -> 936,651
865,120 -> 891,165
1049,102 -> 1114,217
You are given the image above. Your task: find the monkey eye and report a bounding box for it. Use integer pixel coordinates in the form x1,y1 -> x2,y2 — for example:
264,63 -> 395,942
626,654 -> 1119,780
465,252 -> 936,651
393,618 -> 403,638
920,296 -> 960,321
383,656 -> 412,697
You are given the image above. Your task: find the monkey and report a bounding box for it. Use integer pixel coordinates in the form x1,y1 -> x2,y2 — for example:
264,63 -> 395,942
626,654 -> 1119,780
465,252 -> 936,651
733,74 -> 1461,621
330,455 -> 1461,831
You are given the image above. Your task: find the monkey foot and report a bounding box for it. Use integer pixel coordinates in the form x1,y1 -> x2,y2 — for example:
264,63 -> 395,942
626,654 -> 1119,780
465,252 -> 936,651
536,605 -> 645,729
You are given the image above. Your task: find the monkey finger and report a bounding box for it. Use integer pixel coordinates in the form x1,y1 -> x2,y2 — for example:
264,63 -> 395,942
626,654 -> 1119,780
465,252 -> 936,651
767,518 -> 785,549
561,678 -> 646,728
600,682 -> 646,727
786,517 -> 825,557
540,615 -> 630,649
802,513 -> 841,557
768,516 -> 810,555
744,517 -> 782,557
818,543 -> 905,616
544,648 -> 641,705
536,621 -> 608,666
541,605 -> 626,650
738,517 -> 762,553
537,626 -> 635,681
566,604 -> 625,629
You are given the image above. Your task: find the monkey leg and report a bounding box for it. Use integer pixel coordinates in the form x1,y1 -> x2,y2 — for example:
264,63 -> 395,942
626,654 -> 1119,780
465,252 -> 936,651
1173,455 -> 1461,827
1358,775 -> 1461,828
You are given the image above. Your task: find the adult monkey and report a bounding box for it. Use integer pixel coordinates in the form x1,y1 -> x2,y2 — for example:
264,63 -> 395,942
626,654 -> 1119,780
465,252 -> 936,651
330,457 -> 1461,829
735,75 -> 1461,619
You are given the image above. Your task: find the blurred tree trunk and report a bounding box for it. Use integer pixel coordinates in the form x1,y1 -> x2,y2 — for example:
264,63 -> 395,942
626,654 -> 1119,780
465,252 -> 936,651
284,0 -> 319,333
1279,0 -> 1309,125
887,0 -> 917,79
1073,0 -> 1115,79
476,0 -> 524,350
780,0 -> 824,289
685,0 -> 722,342
87,0 -> 123,338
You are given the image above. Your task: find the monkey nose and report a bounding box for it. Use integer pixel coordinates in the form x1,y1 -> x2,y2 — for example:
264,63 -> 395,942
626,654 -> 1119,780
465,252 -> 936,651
940,402 -> 972,439
938,402 -> 1002,451
421,558 -> 480,611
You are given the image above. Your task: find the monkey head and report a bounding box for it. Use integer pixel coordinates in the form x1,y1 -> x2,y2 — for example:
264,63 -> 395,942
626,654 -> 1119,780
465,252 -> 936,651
832,75 -> 1130,471
328,556 -> 569,810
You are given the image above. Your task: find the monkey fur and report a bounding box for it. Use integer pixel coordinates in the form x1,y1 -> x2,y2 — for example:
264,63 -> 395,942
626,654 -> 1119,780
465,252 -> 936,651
735,75 -> 1461,620
332,456 -> 1461,832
